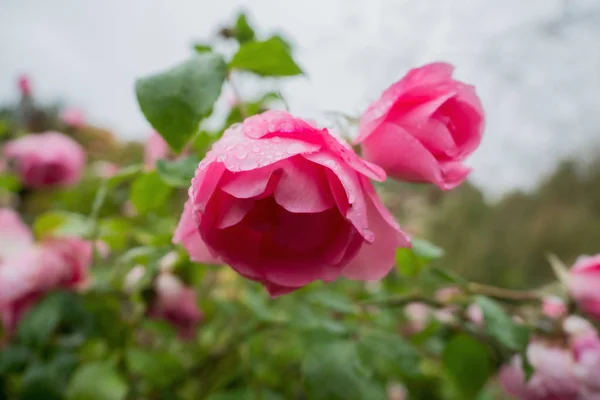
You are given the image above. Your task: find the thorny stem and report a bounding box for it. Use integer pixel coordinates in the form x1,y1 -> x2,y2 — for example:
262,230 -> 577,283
466,282 -> 542,303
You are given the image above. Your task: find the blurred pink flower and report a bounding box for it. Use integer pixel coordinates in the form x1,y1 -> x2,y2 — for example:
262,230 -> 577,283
466,303 -> 484,326
174,110 -> 410,297
17,74 -> 32,97
571,331 -> 600,398
144,131 -> 170,168
0,209 -> 91,332
568,254 -> 600,320
404,302 -> 430,333
3,132 -> 86,188
149,273 -> 202,339
61,108 -> 86,128
498,340 -> 579,400
542,296 -> 568,319
356,62 -> 484,190
435,286 -> 461,303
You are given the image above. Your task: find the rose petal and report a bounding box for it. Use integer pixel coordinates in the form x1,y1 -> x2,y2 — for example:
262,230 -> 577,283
342,177 -> 410,280
274,158 -> 334,213
0,208 -> 34,261
173,200 -> 220,264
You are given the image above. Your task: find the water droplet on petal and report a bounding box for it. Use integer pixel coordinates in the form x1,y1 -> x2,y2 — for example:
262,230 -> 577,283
273,137 -> 282,143
235,150 -> 248,160
362,228 -> 375,242
252,145 -> 260,153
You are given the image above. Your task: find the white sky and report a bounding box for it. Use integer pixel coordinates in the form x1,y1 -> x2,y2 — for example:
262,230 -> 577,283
1,0 -> 599,196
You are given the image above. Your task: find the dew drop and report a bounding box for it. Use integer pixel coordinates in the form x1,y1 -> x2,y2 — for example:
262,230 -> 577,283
234,150 -> 248,160
362,228 -> 375,242
273,137 -> 282,143
252,145 -> 260,153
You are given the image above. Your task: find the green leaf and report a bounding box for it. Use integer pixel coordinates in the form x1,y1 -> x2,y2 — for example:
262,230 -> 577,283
193,43 -> 212,53
21,363 -> 63,400
443,334 -> 493,399
395,247 -> 421,277
135,53 -> 227,151
230,37 -> 302,77
126,348 -> 184,389
106,165 -> 142,188
17,292 -> 64,346
302,341 -> 378,400
0,174 -> 21,192
129,171 -> 172,214
476,296 -> 530,352
156,156 -> 200,187
358,331 -> 421,379
190,130 -> 218,156
412,238 -> 445,261
98,217 -> 132,251
430,267 -> 468,285
0,344 -> 31,374
234,13 -> 255,43
308,291 -> 357,314
67,362 -> 127,400
33,211 -> 92,239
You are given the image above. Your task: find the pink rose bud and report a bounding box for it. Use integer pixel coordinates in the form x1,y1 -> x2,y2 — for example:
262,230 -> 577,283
356,62 -> 484,190
466,303 -> 484,326
144,131 -> 170,168
173,110 -> 411,296
435,286 -> 461,303
386,382 -> 407,400
568,255 -> 600,320
61,108 -> 86,128
150,273 -> 202,339
3,132 -> 86,188
498,340 -> 580,400
404,302 -> 431,333
17,74 -> 32,97
542,295 -> 567,319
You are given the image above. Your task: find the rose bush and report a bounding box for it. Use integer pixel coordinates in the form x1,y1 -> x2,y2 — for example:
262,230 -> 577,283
0,11 -> 597,400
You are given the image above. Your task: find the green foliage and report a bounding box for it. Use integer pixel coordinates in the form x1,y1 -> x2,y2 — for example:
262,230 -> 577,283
129,171 -> 173,214
443,334 -> 493,399
33,211 -> 91,239
135,53 -> 227,151
233,13 -> 255,43
67,362 -> 127,400
230,37 -> 303,77
156,156 -> 200,188
476,296 -> 530,352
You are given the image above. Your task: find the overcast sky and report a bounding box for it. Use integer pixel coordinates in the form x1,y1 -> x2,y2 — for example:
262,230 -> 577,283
1,0 -> 599,197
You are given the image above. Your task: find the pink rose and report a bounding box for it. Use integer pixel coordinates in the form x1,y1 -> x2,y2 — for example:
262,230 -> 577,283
149,273 -> 202,339
356,62 -> 484,190
61,108 -> 86,128
568,255 -> 600,320
571,332 -> 600,397
174,110 -> 410,296
498,341 -> 579,400
0,209 -> 91,332
3,132 -> 86,188
144,131 -> 170,167
17,74 -> 32,97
